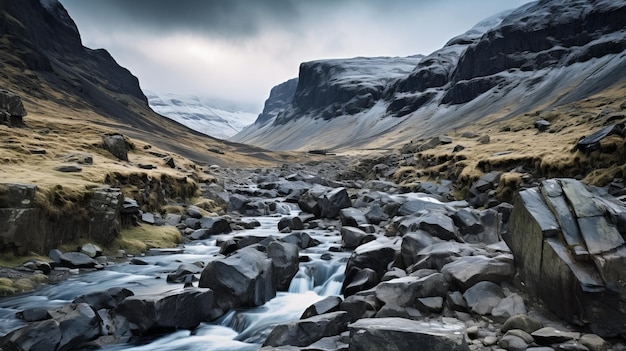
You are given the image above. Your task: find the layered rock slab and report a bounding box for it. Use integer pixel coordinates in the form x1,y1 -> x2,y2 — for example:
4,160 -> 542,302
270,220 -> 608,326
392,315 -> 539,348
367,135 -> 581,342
504,178 -> 626,337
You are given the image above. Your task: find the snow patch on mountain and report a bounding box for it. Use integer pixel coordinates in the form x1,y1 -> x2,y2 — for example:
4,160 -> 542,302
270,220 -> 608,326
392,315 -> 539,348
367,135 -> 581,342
145,91 -> 259,139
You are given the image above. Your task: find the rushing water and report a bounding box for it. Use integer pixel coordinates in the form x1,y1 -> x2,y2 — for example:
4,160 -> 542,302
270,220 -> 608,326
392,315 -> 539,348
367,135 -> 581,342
0,211 -> 350,350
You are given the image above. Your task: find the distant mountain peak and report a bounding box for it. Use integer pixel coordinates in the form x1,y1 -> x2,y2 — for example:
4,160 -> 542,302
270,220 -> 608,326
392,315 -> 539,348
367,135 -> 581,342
145,90 -> 259,139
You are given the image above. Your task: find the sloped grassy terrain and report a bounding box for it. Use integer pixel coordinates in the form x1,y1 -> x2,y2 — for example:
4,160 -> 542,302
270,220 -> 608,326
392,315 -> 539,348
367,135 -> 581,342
346,79 -> 626,201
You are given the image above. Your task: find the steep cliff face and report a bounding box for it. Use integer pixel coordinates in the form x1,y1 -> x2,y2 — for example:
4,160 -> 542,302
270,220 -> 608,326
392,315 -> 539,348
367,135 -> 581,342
234,0 -> 626,151
255,78 -> 299,126
274,57 -> 422,125
0,0 -> 147,123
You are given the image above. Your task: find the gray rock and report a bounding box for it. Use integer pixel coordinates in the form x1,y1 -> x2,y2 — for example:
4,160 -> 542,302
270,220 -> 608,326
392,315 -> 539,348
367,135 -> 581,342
48,302 -> 102,350
505,329 -> 534,344
365,204 -> 389,225
73,287 -> 134,310
342,268 -> 379,297
441,255 -> 515,291
199,246 -> 275,313
502,315 -> 543,334
504,179 -> 626,337
531,327 -> 580,345
166,263 -> 203,283
451,208 -> 484,235
462,281 -> 504,315
278,216 -> 304,231
267,240 -> 299,291
141,212 -> 155,224
499,334 -> 529,351
339,207 -> 368,227
263,311 -> 351,347
578,334 -> 606,351
281,232 -> 321,249
415,296 -> 444,313
343,237 -> 401,295
341,226 -> 369,250
0,319 -> 61,351
54,164 -> 82,172
491,294 -> 527,322
348,317 -> 469,351
117,288 -> 214,334
556,340 -> 591,351
59,252 -> 98,268
375,274 -> 448,308
301,296 -> 343,319
319,187 -> 352,218
102,133 -> 129,161
164,213 -> 182,226
80,243 -> 102,258
185,205 -> 204,219
199,216 -> 232,234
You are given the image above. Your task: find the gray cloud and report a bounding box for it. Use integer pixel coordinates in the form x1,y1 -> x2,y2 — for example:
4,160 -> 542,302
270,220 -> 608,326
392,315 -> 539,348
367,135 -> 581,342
58,0 -> 533,106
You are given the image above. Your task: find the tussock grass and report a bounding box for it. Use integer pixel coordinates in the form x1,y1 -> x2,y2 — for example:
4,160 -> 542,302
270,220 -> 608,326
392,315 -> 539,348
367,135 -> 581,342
109,225 -> 182,255
391,82 -> 626,197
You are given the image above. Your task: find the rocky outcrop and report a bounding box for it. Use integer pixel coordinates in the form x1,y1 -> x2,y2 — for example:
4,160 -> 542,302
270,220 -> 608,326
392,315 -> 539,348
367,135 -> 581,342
0,89 -> 27,126
254,78 -> 299,126
198,246 -> 276,316
273,57 -> 421,124
0,183 -> 122,255
504,178 -> 626,337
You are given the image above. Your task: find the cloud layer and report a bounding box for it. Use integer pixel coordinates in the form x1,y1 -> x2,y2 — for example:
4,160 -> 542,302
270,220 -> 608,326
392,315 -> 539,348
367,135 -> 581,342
59,0 -> 532,109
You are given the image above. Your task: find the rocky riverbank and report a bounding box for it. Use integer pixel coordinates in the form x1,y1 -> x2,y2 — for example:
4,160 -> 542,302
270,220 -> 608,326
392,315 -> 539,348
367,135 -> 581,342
1,155 -> 625,350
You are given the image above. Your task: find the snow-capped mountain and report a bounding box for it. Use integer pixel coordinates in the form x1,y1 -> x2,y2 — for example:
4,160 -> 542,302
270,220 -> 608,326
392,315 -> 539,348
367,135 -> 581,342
232,0 -> 626,151
146,91 -> 259,139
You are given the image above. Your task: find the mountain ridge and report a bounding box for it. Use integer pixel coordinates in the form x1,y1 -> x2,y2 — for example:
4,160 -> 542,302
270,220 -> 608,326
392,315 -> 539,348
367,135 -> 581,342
232,0 -> 626,152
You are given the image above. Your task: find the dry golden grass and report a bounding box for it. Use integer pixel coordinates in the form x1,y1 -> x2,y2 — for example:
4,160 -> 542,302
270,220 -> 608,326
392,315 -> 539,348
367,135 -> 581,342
389,82 -> 626,196
110,225 -> 182,255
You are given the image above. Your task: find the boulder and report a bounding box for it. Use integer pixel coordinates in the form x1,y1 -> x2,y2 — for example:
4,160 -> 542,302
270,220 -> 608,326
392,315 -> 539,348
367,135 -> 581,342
375,274 -> 449,308
365,204 -> 389,225
451,208 -> 484,235
102,133 -> 129,161
298,185 -> 329,216
342,237 -> 401,295
281,232 -> 321,249
166,263 -> 203,283
263,311 -> 351,347
341,226 -> 369,250
0,89 -> 27,126
59,252 -> 98,269
339,207 -> 368,227
342,268 -> 379,297
198,246 -> 275,313
0,319 -> 61,351
504,178 -> 626,337
116,288 -> 214,334
441,254 -> 515,291
491,293 -> 527,322
47,302 -> 102,349
199,216 -> 232,234
79,243 -> 102,258
319,187 -> 352,218
301,296 -> 343,319
73,287 -> 134,310
278,216 -> 304,231
462,281 -> 504,316
267,240 -> 299,291
348,317 -> 469,351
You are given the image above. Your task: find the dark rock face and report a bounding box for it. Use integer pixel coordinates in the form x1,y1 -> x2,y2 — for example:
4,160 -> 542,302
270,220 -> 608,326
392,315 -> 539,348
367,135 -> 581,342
102,134 -> 129,161
254,78 -> 299,125
274,57 -> 421,124
0,89 -> 27,126
504,178 -> 626,337
348,318 -> 469,351
0,184 -> 122,255
198,246 -> 276,313
116,288 -> 214,334
263,311 -> 351,347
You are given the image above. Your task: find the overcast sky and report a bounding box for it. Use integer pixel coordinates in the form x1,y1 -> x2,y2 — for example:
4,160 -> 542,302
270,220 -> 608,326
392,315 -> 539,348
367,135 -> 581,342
59,0 -> 532,110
